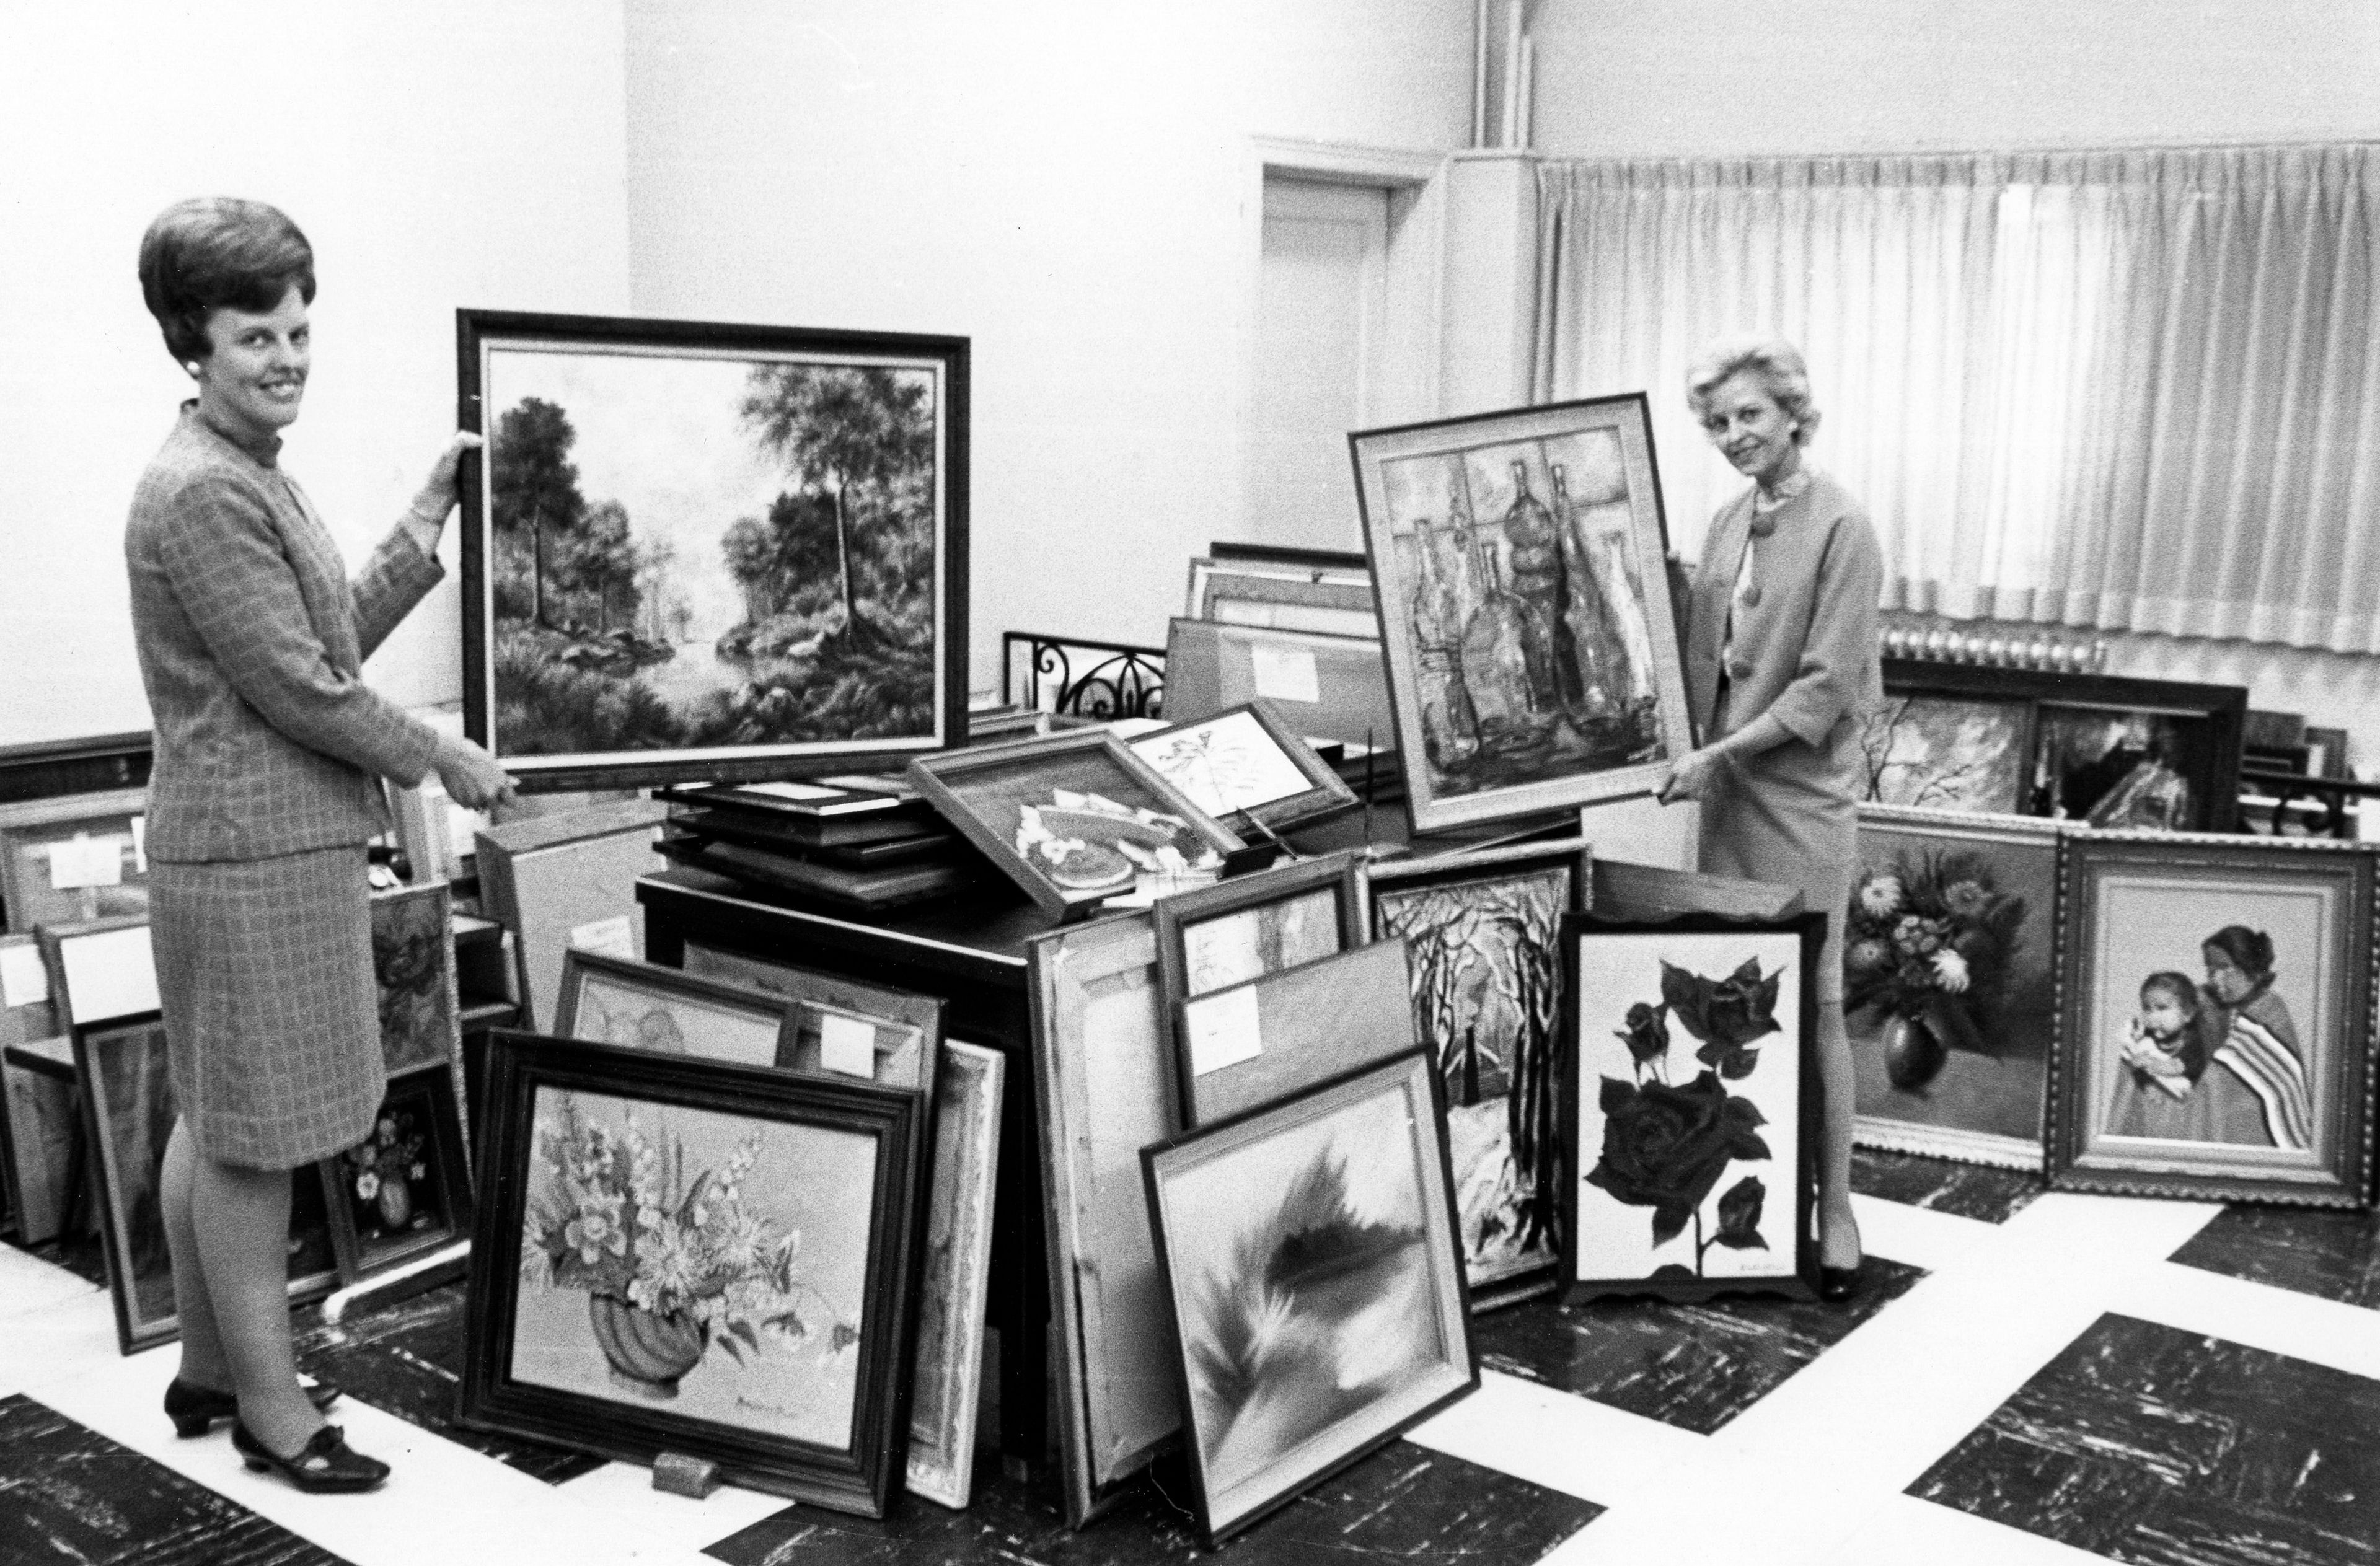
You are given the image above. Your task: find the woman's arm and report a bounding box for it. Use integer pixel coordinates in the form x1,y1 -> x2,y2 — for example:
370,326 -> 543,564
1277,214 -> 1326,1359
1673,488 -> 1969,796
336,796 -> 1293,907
353,433 -> 481,659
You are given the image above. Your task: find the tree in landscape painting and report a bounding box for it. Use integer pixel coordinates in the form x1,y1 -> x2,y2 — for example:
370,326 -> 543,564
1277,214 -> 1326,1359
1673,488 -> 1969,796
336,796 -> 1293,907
490,397 -> 584,633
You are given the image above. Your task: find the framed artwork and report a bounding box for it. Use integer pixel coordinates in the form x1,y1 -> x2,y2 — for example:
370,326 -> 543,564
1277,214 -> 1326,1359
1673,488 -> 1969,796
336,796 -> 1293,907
553,949 -> 796,1068
1124,700 -> 1358,838
1187,552 -> 1372,620
0,787 -> 149,935
474,798 -> 668,1032
681,942 -> 943,1092
2049,834 -> 2376,1207
907,729 -> 1240,920
3,1044 -> 76,1246
1161,618 -> 1397,751
74,1015 -> 338,1354
1141,1050 -> 1476,1543
459,1032 -> 925,1516
1173,940 -> 1414,1127
1192,568 -> 1378,639
371,882 -> 461,1078
1874,659 -> 2247,832
1844,806 -> 2066,1169
323,1067 -> 475,1285
1559,912 -> 1823,1304
1365,840 -> 1587,1309
1152,852 -> 1364,1018
457,309 -> 970,793
1349,395 -> 1691,834
906,1039 -> 1003,1510
1026,913 -> 1182,1525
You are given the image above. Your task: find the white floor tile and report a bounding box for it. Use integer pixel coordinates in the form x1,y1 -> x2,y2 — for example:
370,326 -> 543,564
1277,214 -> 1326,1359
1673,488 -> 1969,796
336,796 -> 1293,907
554,1456 -> 793,1547
1831,1492 -> 2118,1565
2111,1259 -> 2380,1382
1850,1190 -> 1997,1272
1406,1367 -> 1706,1508
0,1241 -> 103,1321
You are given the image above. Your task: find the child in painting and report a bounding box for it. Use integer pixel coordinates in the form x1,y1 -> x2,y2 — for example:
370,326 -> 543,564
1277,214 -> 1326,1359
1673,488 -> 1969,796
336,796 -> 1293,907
2105,972 -> 2205,1137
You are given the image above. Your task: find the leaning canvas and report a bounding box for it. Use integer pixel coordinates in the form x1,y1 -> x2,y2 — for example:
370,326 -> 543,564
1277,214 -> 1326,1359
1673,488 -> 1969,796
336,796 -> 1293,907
459,310 -> 970,792
1350,396 -> 1692,834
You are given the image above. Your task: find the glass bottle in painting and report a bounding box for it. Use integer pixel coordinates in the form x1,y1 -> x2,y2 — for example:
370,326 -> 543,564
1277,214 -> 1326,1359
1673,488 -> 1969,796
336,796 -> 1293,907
1458,526 -> 1558,759
1550,463 -> 1638,728
1498,458 -> 1564,711
1408,518 -> 1481,770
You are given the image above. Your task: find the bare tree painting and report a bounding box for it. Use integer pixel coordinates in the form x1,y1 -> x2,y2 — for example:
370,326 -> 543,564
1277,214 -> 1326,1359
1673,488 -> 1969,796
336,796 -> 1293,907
1859,696 -> 2027,814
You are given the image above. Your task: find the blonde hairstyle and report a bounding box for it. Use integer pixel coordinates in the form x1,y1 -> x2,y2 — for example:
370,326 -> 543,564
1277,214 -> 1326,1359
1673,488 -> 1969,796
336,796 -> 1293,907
1685,336 -> 1820,446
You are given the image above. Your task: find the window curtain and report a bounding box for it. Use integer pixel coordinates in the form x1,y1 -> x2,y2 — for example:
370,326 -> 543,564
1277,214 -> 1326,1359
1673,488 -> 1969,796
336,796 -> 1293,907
1533,146 -> 2380,654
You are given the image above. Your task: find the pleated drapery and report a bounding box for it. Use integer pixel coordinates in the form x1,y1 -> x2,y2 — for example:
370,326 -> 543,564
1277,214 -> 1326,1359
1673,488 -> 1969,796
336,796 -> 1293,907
1535,146 -> 2380,654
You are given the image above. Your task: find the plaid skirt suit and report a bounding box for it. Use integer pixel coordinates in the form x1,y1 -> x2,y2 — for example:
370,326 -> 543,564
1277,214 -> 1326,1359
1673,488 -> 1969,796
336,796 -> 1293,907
125,405 -> 446,1169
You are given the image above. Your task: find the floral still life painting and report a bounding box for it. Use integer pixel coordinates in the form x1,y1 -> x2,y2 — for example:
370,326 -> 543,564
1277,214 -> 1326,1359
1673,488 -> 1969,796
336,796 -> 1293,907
1562,917 -> 1819,1303
512,1087 -> 875,1448
327,1068 -> 474,1282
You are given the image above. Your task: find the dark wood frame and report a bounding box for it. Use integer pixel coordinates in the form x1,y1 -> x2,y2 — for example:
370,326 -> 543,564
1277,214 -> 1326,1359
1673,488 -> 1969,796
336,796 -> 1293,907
907,729 -> 1242,920
456,308 -> 970,793
74,1013 -> 338,1353
458,1031 -> 925,1516
1152,850 -> 1366,1027
1363,838 -> 1591,1311
1140,1048 -> 1478,1544
1347,393 -> 1692,834
1557,910 -> 1825,1306
2048,833 -> 2377,1207
553,948 -> 801,1068
1874,658 -> 2247,832
1123,698 -> 1359,838
321,1063 -> 475,1285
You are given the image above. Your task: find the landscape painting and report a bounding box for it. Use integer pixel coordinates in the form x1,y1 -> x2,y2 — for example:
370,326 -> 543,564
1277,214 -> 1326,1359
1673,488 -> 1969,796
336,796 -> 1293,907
1859,695 -> 2029,814
461,314 -> 967,788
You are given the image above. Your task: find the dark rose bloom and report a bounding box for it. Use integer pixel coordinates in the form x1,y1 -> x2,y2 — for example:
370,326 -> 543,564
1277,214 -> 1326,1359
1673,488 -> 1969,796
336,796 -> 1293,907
1588,1071 -> 1772,1245
1660,957 -> 1782,1051
1615,1001 -> 1670,1070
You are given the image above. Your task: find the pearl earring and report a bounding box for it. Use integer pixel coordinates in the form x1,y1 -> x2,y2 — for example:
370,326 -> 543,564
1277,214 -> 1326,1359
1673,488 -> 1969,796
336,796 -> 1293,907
186,362 -> 203,377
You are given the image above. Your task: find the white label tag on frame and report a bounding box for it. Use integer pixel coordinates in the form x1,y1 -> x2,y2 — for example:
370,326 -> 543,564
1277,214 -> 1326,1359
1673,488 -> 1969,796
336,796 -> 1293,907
0,944 -> 48,1009
819,1012 -> 878,1078
49,834 -> 125,891
60,926 -> 161,1024
1184,984 -> 1264,1077
568,914 -> 636,959
131,816 -> 148,875
1248,644 -> 1321,705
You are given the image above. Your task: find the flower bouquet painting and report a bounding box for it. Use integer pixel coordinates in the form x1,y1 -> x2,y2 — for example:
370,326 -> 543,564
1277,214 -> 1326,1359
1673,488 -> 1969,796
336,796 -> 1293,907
324,1068 -> 474,1283
1561,914 -> 1820,1303
1844,839 -> 2029,1091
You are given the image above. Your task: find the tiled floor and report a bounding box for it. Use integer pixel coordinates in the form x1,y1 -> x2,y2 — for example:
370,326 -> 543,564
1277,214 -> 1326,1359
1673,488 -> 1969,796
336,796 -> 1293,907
4,1150 -> 2378,1566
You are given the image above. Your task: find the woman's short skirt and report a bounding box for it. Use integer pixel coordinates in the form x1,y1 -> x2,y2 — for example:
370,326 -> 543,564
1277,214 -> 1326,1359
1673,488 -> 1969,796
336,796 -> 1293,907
149,848 -> 382,1169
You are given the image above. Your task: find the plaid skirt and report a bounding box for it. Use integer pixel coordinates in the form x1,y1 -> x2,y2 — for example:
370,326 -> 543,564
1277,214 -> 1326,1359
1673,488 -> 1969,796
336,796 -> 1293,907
150,848 -> 382,1169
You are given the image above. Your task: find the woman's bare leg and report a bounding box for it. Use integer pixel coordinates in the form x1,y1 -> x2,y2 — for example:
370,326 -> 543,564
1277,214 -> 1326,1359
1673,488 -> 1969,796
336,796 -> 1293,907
1815,999 -> 1862,1269
187,1153 -> 322,1454
160,1119 -> 232,1391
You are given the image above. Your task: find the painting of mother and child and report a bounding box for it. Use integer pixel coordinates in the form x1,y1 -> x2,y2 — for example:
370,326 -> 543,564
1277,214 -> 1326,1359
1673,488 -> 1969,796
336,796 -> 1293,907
2106,926 -> 2314,1151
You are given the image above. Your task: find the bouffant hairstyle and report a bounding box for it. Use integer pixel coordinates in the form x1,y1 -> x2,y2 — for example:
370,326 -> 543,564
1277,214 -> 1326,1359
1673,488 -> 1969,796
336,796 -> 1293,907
2140,972 -> 2200,1013
138,197 -> 315,366
1684,336 -> 1821,446
2203,926 -> 2277,982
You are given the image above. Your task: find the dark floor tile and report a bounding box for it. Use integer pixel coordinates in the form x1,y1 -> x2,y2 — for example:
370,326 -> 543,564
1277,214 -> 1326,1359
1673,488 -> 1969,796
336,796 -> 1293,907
1911,1313 -> 2380,1566
291,1283 -> 606,1485
2168,1205 -> 2380,1313
1852,1146 -> 2044,1224
1471,1256 -> 1924,1434
703,1441 -> 1599,1565
0,1393 -> 351,1566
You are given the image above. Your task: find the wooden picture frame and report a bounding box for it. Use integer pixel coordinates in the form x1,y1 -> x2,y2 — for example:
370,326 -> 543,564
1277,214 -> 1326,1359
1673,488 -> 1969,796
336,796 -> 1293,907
680,942 -> 944,1093
1172,940 -> 1415,1127
1558,911 -> 1825,1305
1364,840 -> 1589,1309
1161,618 -> 1396,750
905,1039 -> 1003,1510
1845,806 -> 2066,1169
1349,395 -> 1692,834
1026,913 -> 1182,1526
1142,1049 -> 1477,1544
474,798 -> 668,1032
2,1036 -> 75,1247
371,882 -> 462,1078
2049,833 -> 2376,1207
322,1065 -> 475,1285
907,729 -> 1241,920
457,309 -> 969,793
459,1031 -> 926,1516
74,1014 -> 338,1353
1189,565 -> 1378,639
0,787 -> 149,935
37,915 -> 157,1031
1152,851 -> 1365,1024
1123,698 -> 1359,838
553,949 -> 799,1069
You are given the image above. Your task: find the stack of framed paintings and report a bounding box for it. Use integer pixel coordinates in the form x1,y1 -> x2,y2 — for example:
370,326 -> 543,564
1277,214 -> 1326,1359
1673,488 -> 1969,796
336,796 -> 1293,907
1168,941 -> 1415,1127
474,798 -> 669,1031
1151,853 -> 1365,1022
1185,551 -> 1378,639
0,787 -> 150,933
0,931 -> 68,1243
1558,912 -> 1825,1303
1161,618 -> 1398,754
1122,699 -> 1359,839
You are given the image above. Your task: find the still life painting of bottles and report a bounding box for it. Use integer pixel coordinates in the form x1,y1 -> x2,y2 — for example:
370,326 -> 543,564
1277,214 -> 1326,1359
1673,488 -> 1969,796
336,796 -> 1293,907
1385,428 -> 1668,799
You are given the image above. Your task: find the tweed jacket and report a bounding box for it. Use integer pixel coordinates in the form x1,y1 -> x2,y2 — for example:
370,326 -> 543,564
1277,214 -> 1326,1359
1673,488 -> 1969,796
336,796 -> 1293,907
1683,469 -> 1884,780
126,405 -> 447,864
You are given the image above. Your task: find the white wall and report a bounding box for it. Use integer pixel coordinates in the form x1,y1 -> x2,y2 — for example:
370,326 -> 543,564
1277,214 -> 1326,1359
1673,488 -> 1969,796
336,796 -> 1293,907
0,2 -> 633,749
622,0 -> 1477,690
1526,0 -> 2380,157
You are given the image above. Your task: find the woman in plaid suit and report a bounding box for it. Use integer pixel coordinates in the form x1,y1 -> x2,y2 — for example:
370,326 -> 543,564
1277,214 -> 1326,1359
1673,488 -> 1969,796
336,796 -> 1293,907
128,198 -> 514,1491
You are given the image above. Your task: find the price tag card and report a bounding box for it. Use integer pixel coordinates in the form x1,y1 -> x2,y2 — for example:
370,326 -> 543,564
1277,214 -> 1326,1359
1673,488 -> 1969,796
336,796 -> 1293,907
818,1011 -> 878,1079
0,942 -> 49,1009
1183,983 -> 1264,1077
1249,644 -> 1321,705
568,914 -> 637,960
48,834 -> 125,891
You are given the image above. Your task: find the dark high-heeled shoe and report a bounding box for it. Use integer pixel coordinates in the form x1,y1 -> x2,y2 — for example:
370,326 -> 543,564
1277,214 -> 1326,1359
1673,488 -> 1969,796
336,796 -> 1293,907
164,1375 -> 340,1438
231,1421 -> 389,1493
1817,1264 -> 1863,1303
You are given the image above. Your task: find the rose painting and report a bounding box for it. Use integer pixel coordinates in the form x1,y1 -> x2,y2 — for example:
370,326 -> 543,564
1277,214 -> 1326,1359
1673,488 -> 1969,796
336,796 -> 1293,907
1563,920 -> 1816,1301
